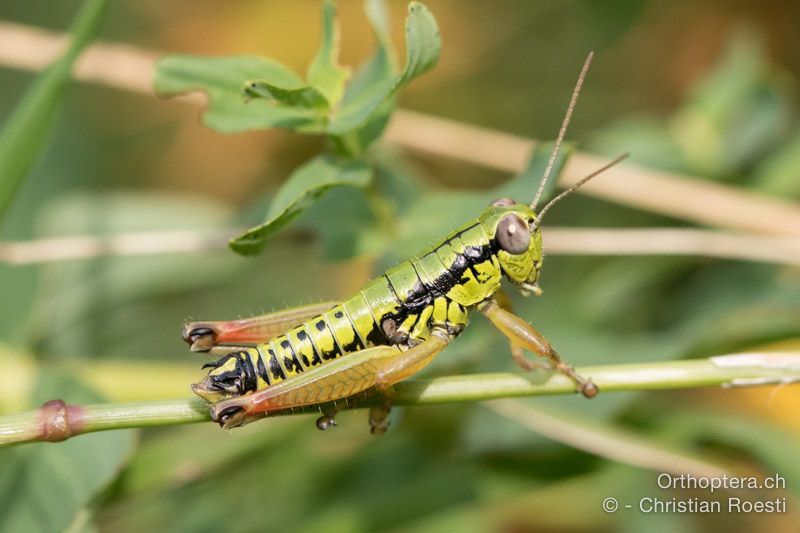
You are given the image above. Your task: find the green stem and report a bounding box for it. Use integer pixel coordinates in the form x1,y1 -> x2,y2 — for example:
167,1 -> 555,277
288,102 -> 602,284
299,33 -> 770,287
1,354 -> 798,447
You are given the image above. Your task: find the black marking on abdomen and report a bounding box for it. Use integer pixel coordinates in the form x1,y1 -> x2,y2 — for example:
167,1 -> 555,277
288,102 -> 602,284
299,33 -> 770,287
315,319 -> 342,361
341,330 -> 365,353
339,305 -> 368,353
278,339 -> 305,372
305,326 -> 323,366
255,349 -> 270,386
296,347 -> 310,367
267,348 -> 285,381
239,351 -> 257,393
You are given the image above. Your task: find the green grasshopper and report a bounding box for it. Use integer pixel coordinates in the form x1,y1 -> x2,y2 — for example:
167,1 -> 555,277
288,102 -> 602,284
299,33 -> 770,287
184,53 -> 627,432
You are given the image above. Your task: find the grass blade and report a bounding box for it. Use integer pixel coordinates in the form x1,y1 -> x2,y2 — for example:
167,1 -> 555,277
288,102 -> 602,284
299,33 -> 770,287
0,0 -> 109,219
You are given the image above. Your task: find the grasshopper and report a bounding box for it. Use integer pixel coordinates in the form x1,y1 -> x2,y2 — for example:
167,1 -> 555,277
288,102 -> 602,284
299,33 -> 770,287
184,53 -> 626,432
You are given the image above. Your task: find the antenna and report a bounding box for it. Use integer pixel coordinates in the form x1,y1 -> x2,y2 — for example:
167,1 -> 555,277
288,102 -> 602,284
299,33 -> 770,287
533,153 -> 629,225
531,51 -> 594,210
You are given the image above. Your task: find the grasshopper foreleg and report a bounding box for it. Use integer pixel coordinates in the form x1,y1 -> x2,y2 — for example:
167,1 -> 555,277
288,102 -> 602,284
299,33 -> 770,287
492,290 -> 551,372
477,299 -> 598,398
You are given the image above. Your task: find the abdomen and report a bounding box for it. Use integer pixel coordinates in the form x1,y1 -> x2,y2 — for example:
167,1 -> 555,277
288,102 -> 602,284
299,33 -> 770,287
245,218 -> 502,391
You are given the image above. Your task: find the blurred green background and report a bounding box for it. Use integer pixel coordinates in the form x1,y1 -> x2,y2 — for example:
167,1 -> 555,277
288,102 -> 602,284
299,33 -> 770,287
1,1 -> 799,532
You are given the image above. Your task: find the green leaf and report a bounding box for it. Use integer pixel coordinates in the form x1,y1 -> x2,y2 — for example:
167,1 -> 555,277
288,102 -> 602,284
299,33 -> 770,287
396,1 -> 441,87
327,1 -> 440,135
306,0 -> 350,107
0,371 -> 135,533
0,0 -> 109,220
242,80 -> 328,110
152,0 -> 439,146
230,155 -> 373,255
154,55 -> 326,133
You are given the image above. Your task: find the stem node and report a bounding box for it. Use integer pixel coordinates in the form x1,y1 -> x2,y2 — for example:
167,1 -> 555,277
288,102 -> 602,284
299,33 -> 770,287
40,399 -> 84,442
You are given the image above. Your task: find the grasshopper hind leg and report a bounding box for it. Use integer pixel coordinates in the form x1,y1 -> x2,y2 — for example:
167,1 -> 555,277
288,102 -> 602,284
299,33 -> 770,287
207,334 -> 451,431
183,301 -> 337,352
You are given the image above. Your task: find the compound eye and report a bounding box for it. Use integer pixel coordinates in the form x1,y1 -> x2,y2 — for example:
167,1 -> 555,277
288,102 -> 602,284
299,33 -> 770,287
496,214 -> 530,254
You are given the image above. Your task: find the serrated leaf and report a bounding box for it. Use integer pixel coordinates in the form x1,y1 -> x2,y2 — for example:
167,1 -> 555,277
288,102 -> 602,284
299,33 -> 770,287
0,0 -> 108,219
306,0 -> 350,107
327,1 -> 440,136
230,155 -> 372,255
154,55 -> 326,133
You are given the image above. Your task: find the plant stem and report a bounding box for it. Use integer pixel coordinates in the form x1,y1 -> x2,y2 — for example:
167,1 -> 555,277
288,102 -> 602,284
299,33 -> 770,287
1,353 -> 798,447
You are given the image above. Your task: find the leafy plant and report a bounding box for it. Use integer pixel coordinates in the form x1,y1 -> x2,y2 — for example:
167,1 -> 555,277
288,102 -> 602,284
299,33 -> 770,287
155,0 -> 441,255
1,2 -> 800,532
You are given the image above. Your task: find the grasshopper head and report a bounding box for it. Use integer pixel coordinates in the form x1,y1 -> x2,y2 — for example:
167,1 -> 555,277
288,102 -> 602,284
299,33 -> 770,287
481,198 -> 544,297
192,351 -> 256,404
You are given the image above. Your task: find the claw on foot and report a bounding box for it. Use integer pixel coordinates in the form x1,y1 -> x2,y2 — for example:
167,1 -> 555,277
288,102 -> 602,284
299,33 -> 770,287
182,324 -> 218,352
554,361 -> 598,399
579,380 -> 599,398
210,404 -> 246,429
